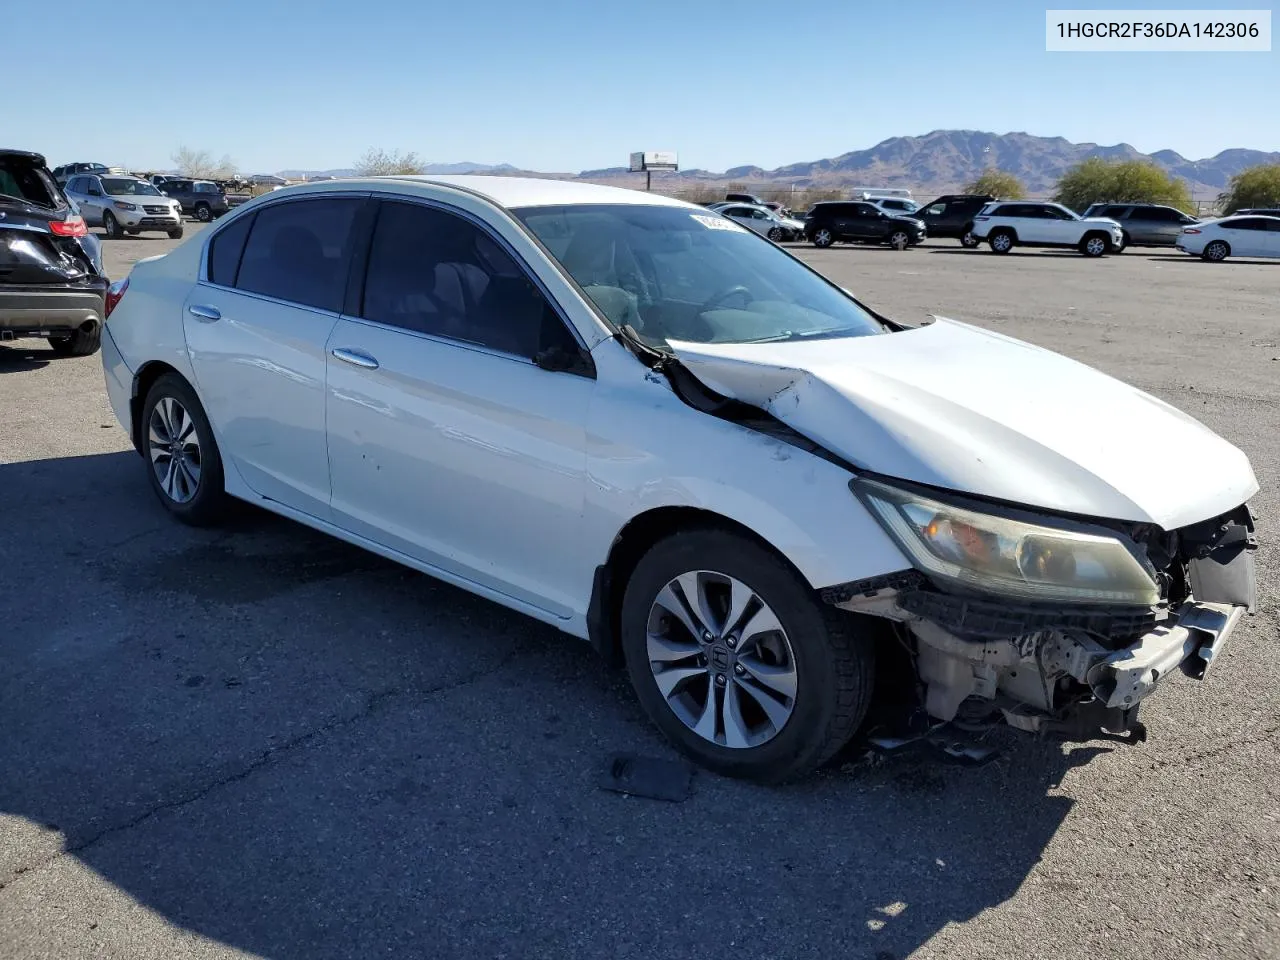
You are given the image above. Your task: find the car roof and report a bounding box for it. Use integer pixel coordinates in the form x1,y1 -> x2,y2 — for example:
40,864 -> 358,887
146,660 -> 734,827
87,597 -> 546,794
0,149 -> 47,165
381,175 -> 693,210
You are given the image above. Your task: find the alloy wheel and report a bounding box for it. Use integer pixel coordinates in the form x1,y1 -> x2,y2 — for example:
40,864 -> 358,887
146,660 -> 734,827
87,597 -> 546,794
1085,237 -> 1107,256
645,570 -> 798,749
890,231 -> 909,250
148,396 -> 202,503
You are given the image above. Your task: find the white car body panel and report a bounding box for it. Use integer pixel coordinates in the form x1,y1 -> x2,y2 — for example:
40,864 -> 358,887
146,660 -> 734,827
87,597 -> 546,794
668,318 -> 1259,531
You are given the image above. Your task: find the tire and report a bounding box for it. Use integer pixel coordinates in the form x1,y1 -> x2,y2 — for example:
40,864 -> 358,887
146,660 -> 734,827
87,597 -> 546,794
1202,240 -> 1230,262
140,373 -> 228,526
194,203 -> 212,222
766,226 -> 784,242
620,528 -> 875,783
888,230 -> 910,250
988,229 -> 1014,254
102,211 -> 123,240
960,226 -> 980,248
168,225 -> 185,240
47,324 -> 102,357
1079,232 -> 1109,257
811,227 -> 834,248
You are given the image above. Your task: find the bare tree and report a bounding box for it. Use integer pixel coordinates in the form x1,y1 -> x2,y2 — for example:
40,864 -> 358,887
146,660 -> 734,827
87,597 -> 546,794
172,146 -> 239,179
354,148 -> 426,177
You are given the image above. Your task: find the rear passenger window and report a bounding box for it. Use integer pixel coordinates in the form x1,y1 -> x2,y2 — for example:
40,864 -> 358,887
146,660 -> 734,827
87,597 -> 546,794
235,198 -> 360,311
207,213 -> 256,287
362,200 -> 569,360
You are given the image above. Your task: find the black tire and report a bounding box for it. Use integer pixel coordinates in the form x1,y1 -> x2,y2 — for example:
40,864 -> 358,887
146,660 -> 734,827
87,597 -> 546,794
620,528 -> 875,783
1079,232 -> 1109,257
194,203 -> 212,222
47,325 -> 102,357
1202,240 -> 1230,262
988,229 -> 1014,254
168,225 -> 185,239
102,211 -> 123,240
960,226 -> 980,248
888,230 -> 910,250
140,373 -> 228,526
766,226 -> 784,242
811,226 -> 834,248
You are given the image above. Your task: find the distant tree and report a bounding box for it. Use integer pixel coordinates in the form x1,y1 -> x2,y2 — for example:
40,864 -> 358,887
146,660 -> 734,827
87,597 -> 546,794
1053,157 -> 1193,213
1218,164 -> 1280,213
354,148 -> 426,176
171,146 -> 238,180
963,169 -> 1026,199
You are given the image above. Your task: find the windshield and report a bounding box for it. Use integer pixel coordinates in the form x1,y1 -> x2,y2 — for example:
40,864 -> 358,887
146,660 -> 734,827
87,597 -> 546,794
515,204 -> 885,347
103,177 -> 161,196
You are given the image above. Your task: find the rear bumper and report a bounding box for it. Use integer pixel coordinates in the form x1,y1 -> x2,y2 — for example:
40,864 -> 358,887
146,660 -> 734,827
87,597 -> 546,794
0,282 -> 108,336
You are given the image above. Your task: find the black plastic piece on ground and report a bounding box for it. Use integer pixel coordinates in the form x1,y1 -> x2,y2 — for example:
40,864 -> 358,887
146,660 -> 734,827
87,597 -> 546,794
600,754 -> 695,802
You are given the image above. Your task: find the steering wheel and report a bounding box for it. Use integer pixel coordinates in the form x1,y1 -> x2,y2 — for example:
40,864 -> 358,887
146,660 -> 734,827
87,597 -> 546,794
700,284 -> 753,312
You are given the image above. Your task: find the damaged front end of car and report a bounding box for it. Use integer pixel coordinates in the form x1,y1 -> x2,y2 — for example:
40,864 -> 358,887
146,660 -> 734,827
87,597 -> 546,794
824,476 -> 1258,741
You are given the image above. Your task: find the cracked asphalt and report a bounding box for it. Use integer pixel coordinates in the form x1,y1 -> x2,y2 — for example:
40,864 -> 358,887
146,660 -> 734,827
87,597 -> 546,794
1,226 -> 1278,960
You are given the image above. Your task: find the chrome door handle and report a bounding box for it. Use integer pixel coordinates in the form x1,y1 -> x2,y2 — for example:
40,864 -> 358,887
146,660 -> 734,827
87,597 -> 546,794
188,304 -> 221,322
331,347 -> 379,369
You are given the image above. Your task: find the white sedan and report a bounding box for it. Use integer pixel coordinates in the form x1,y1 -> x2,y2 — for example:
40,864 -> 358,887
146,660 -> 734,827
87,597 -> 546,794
99,176 -> 1258,781
1175,214 -> 1280,261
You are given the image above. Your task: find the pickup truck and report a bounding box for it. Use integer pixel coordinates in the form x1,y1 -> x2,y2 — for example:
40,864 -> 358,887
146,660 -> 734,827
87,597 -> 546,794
158,179 -> 230,222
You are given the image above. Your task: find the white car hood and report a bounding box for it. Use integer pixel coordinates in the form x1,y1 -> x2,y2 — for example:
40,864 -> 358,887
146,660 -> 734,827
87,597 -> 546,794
669,319 -> 1257,530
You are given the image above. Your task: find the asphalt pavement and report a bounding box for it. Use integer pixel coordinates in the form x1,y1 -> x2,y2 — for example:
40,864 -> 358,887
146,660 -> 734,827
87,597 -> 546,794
1,226 -> 1277,960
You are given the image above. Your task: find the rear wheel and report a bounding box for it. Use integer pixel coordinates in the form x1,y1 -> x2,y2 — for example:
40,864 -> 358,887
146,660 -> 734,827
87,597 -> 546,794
194,203 -> 212,222
47,324 -> 102,357
1202,239 -> 1230,262
102,211 -> 123,240
988,229 -> 1014,253
140,374 -> 228,525
811,227 -> 834,248
1079,232 -> 1109,257
960,226 -> 980,248
621,529 -> 875,782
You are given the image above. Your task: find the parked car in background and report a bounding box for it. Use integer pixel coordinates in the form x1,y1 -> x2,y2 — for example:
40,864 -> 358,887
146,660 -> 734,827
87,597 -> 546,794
913,194 -> 995,247
804,201 -> 926,249
1236,207 -> 1280,218
51,161 -> 108,186
64,174 -> 183,239
100,175 -> 1258,781
972,201 -> 1122,257
871,197 -> 920,215
1082,203 -> 1199,249
158,179 -> 230,221
0,149 -> 108,355
725,192 -> 767,206
150,174 -> 180,188
1175,215 -> 1280,261
716,203 -> 805,241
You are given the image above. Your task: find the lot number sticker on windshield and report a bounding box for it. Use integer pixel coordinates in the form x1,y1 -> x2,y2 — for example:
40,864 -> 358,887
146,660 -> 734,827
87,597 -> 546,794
690,214 -> 747,232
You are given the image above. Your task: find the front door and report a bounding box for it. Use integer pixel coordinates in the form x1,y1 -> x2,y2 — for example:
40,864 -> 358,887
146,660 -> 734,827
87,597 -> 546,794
325,198 -> 594,617
183,194 -> 367,518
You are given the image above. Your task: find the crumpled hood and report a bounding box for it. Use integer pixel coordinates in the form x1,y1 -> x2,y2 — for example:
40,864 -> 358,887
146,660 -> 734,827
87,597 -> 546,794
669,319 -> 1258,530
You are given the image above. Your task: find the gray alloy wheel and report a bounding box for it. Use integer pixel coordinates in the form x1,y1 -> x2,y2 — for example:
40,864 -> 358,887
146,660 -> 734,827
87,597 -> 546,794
812,228 -> 834,248
989,230 -> 1014,253
194,203 -> 212,222
889,230 -> 910,250
148,396 -> 202,504
960,228 -> 979,248
1202,240 -> 1229,262
766,226 -> 784,242
645,570 -> 798,749
1081,234 -> 1109,257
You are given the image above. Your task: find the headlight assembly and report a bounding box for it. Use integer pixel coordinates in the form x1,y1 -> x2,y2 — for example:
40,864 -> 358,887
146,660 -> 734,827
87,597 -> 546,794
852,477 -> 1159,606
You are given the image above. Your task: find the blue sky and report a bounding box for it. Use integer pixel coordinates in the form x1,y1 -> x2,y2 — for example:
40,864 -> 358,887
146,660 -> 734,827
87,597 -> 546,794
9,0 -> 1276,174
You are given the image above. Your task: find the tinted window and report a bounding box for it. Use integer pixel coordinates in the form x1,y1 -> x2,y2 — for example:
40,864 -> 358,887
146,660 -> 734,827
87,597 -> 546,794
362,201 -> 566,359
851,203 -> 879,217
207,212 -> 256,286
235,198 -> 360,311
0,157 -> 62,209
926,203 -> 946,215
1225,218 -> 1266,230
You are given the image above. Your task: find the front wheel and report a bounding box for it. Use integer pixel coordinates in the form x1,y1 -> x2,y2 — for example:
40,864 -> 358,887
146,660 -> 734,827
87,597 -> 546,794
1202,240 -> 1230,262
888,230 -> 910,250
140,374 -> 228,525
811,227 -> 834,248
621,529 -> 875,782
1079,233 -> 1109,257
766,226 -> 784,242
168,225 -> 185,239
102,211 -> 123,240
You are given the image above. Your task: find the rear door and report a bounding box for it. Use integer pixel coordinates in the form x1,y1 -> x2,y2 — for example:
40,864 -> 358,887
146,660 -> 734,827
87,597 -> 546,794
1261,218 -> 1280,257
183,194 -> 369,518
78,177 -> 107,225
844,203 -> 882,240
1220,218 -> 1270,257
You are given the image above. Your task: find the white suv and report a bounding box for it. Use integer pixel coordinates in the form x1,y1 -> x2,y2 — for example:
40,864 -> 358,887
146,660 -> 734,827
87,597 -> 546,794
971,201 -> 1123,257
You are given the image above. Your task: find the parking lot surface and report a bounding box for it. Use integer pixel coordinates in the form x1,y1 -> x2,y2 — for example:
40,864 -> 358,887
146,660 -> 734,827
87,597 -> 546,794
2,228 -> 1278,960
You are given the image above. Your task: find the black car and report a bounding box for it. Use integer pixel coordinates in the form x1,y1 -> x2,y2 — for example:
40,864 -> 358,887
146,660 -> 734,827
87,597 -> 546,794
913,194 -> 994,247
50,161 -> 109,186
1081,202 -> 1199,248
159,178 -> 231,221
0,149 -> 110,356
803,201 -> 926,248
725,192 -> 767,206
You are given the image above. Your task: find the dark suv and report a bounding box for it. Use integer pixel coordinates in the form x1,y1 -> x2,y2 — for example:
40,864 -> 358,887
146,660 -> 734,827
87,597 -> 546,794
913,194 -> 994,247
804,201 -> 926,248
1081,203 -> 1199,248
159,179 -> 230,221
1,150 -> 109,356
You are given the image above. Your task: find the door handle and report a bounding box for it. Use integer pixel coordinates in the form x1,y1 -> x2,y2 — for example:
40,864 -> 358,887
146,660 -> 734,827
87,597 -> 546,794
331,347 -> 379,369
188,304 -> 221,322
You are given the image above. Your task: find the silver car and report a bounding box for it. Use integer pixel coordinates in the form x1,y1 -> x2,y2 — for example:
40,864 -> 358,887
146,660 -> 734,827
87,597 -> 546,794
63,174 -> 183,240
715,203 -> 806,241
